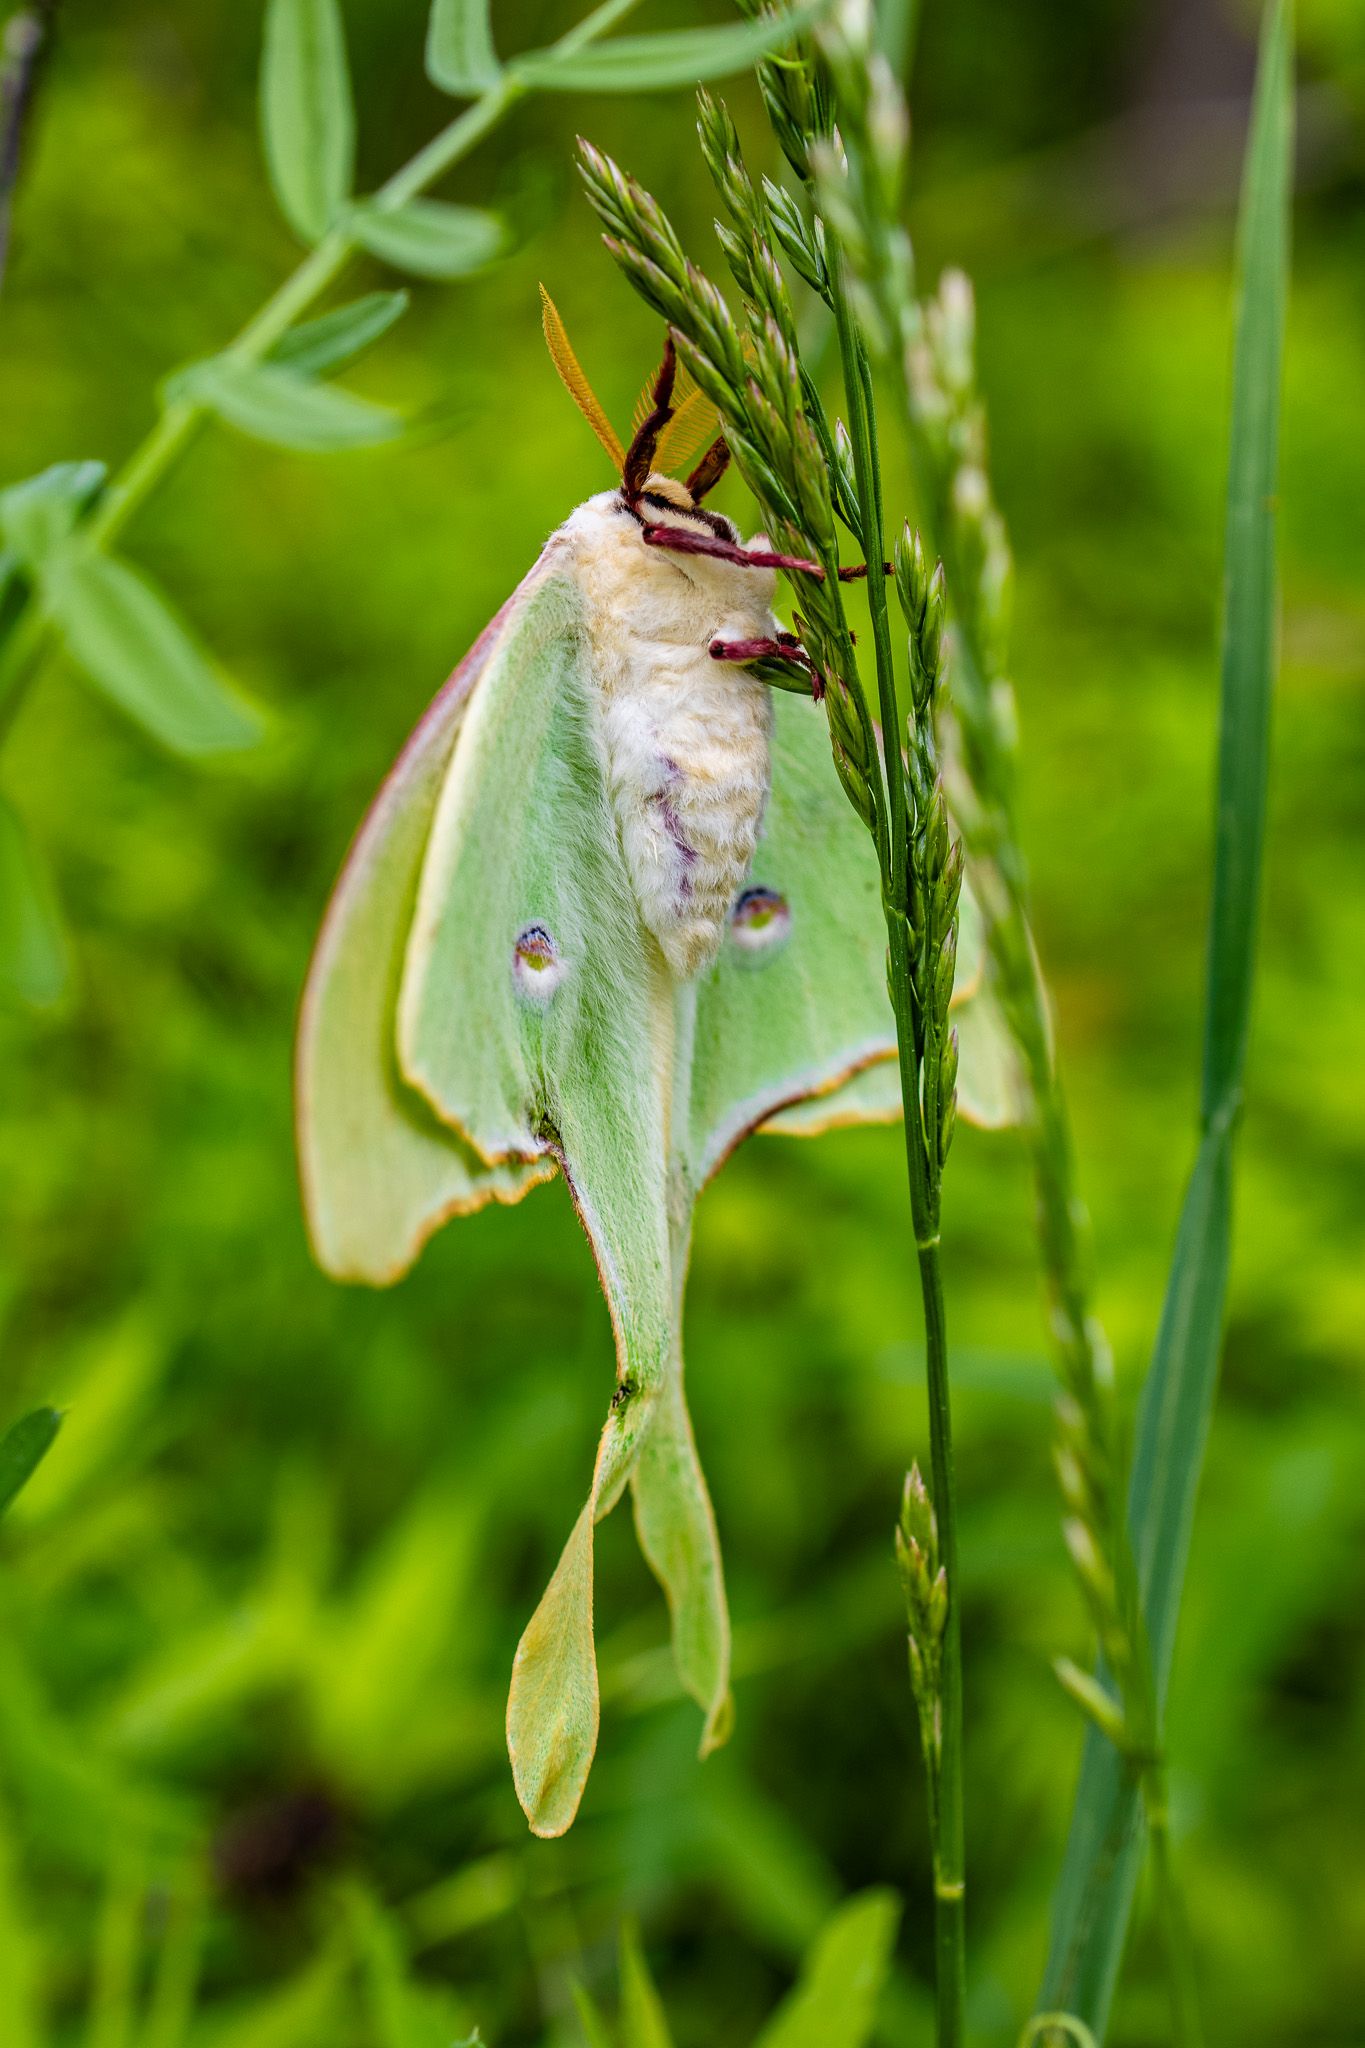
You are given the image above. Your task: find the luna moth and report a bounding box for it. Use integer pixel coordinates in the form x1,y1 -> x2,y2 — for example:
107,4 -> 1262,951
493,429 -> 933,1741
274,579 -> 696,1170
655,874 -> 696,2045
295,296 -> 1023,1838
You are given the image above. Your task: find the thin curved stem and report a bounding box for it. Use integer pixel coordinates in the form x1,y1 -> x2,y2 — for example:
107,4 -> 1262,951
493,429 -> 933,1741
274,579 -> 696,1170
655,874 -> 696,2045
0,0 -> 643,737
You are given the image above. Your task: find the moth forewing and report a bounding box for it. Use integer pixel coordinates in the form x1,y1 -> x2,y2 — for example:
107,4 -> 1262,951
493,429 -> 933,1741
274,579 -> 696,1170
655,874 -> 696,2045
684,687 -> 892,1182
295,594 -> 556,1286
395,557 -> 583,1166
393,540 -> 680,1407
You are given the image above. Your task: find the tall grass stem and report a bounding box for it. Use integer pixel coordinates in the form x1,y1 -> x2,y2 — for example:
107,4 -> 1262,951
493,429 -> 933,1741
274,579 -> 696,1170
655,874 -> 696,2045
830,266 -> 967,2048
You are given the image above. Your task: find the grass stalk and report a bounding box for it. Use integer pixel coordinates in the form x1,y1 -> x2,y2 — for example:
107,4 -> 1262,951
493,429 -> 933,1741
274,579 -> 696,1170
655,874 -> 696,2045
830,252 -> 966,2048
798,7 -> 1217,2032
912,1221 -> 965,2040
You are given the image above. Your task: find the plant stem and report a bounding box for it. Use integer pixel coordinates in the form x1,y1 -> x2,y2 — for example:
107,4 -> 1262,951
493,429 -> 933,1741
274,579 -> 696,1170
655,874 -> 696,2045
831,245 -> 966,2048
919,1237 -> 965,2042
0,0 -> 642,736
889,916 -> 965,2048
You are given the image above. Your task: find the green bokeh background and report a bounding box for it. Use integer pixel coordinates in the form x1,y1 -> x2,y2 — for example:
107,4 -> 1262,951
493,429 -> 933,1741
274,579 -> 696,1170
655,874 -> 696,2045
1,1 -> 1363,2042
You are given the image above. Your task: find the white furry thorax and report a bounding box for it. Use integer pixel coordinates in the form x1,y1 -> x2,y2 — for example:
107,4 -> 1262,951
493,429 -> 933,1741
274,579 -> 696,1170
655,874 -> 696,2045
557,479 -> 779,981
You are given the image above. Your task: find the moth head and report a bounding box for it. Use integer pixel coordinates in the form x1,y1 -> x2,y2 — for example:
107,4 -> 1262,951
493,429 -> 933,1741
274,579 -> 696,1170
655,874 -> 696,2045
632,469 -> 740,547
540,285 -> 731,513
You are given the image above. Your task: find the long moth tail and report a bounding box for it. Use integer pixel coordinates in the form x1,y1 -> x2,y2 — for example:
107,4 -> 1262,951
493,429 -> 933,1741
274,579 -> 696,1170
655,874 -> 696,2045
505,1383 -> 655,1837
631,1365 -> 733,1756
506,1498 -> 599,1838
505,1342 -> 731,1834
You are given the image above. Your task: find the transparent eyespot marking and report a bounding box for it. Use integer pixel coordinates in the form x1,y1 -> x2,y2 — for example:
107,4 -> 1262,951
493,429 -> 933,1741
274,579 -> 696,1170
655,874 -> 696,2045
513,924 -> 568,1001
730,886 -> 791,956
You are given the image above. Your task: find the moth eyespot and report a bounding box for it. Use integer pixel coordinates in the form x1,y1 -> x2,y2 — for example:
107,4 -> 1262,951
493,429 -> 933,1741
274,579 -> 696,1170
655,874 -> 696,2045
513,924 -> 568,1001
730,887 -> 791,956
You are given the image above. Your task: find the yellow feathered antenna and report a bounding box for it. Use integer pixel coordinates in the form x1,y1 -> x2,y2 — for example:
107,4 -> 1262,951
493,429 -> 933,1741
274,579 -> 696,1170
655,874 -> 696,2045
631,354 -> 723,477
540,285 -> 625,471
657,385 -> 724,474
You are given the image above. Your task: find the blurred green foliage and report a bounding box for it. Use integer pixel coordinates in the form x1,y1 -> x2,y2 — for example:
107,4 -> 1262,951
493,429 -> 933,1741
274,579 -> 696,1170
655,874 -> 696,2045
0,1 -> 1362,2043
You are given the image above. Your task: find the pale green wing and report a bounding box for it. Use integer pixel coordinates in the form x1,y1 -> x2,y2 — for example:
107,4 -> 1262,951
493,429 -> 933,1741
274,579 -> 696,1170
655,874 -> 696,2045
952,977 -> 1030,1129
297,595 -> 555,1285
395,560 -> 681,1836
684,693 -> 987,1182
762,976 -> 1028,1138
684,694 -> 888,1182
759,1056 -> 900,1139
396,561 -> 676,1399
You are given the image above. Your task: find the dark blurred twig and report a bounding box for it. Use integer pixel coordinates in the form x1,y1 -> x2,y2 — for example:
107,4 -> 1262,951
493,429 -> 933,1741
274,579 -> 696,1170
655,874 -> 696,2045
0,0 -> 59,297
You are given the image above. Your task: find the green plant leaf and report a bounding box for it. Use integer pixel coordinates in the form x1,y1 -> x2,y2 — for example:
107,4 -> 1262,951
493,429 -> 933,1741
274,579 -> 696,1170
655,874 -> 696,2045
271,290 -> 409,376
260,0 -> 355,243
571,1980 -> 616,2048
0,1410 -> 62,1517
351,199 -> 504,279
426,0 -> 501,96
44,549 -> 263,757
751,1890 -> 900,2048
1041,3 -> 1294,2033
619,1920 -> 674,2048
0,462 -> 106,575
0,794 -> 68,1008
514,4 -> 826,93
295,622 -> 552,1286
183,357 -> 402,451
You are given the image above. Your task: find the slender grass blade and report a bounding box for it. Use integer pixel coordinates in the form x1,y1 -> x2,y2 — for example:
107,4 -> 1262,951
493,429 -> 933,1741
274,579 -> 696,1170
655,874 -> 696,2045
1041,2 -> 1294,2030
619,1918 -> 674,2048
0,1409 -> 61,1517
752,1890 -> 900,2048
